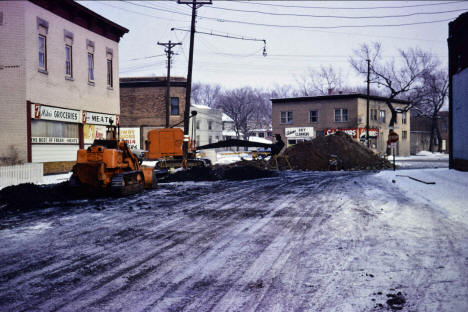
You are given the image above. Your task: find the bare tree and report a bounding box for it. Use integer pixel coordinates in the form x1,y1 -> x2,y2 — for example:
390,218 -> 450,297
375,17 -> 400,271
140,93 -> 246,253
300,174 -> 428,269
350,42 -> 436,128
191,82 -> 222,107
411,68 -> 448,152
296,65 -> 351,96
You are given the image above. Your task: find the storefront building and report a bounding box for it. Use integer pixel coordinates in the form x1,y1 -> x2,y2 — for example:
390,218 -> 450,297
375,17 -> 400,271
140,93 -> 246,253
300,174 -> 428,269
0,0 -> 128,173
271,94 -> 411,156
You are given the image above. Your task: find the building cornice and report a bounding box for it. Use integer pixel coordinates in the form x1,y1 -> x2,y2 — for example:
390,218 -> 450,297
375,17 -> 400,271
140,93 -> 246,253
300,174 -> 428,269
28,0 -> 128,42
271,93 -> 410,105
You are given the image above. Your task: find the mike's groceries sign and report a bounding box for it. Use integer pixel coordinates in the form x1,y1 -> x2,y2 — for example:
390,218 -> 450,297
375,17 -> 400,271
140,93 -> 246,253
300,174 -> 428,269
285,127 -> 315,138
31,104 -> 119,125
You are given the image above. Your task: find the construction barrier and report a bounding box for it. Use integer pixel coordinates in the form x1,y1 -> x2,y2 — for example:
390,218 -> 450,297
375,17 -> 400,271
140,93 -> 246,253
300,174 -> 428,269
0,163 -> 43,189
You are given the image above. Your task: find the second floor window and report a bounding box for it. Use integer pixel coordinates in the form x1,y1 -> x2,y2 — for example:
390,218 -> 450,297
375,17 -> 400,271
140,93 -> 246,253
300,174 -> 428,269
280,111 -> 293,124
379,110 -> 386,123
38,35 -> 47,71
402,131 -> 407,140
334,109 -> 348,122
208,121 -> 213,130
107,59 -> 113,87
171,97 -> 179,115
88,53 -> 94,82
196,120 -> 200,130
309,110 -> 318,123
371,109 -> 377,121
402,112 -> 407,124
65,45 -> 72,77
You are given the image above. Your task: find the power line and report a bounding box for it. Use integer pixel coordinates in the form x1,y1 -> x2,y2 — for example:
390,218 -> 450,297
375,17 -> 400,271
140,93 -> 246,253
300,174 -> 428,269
236,1 -> 465,10
205,6 -> 468,19
119,1 -> 462,30
127,54 -> 166,61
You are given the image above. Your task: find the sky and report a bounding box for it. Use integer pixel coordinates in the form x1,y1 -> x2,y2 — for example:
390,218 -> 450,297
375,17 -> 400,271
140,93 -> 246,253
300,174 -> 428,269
79,1 -> 468,90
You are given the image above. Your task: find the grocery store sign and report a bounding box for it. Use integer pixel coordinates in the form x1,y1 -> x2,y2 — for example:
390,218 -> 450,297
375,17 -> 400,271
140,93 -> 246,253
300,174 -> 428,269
325,128 -> 379,139
84,111 -> 119,126
31,137 -> 79,144
285,127 -> 314,138
31,104 -> 81,123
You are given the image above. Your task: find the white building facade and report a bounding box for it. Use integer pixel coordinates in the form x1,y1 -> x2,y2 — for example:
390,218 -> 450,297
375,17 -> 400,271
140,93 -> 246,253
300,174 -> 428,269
0,0 -> 128,173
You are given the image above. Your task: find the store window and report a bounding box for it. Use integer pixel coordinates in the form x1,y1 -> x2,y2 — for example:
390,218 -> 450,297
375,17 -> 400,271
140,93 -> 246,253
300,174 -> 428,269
31,120 -> 79,141
171,97 -> 179,115
310,110 -> 318,123
334,109 -> 348,122
280,111 -> 293,124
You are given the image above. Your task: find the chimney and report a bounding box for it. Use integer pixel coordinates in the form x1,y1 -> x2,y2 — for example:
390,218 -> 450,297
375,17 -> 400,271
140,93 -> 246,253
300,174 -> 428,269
328,88 -> 334,95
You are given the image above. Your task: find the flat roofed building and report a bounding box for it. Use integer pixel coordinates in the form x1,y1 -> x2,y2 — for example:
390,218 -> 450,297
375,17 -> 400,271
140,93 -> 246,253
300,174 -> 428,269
271,93 -> 411,156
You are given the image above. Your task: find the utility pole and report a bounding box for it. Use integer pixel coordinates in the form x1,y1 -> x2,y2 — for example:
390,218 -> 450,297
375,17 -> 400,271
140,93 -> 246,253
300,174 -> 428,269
177,0 -> 212,168
366,59 -> 370,148
158,40 -> 182,128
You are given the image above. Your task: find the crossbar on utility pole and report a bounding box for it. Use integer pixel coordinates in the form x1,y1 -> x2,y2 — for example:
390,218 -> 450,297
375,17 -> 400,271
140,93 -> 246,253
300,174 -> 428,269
366,59 -> 370,148
158,40 -> 182,128
177,0 -> 212,168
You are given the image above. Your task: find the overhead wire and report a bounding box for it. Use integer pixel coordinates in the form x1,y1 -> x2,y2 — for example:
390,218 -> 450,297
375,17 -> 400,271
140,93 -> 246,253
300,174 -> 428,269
235,1 -> 465,10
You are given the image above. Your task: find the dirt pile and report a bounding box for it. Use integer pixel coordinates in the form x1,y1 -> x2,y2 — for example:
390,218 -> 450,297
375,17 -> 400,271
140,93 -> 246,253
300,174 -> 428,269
160,163 -> 276,183
272,132 -> 391,171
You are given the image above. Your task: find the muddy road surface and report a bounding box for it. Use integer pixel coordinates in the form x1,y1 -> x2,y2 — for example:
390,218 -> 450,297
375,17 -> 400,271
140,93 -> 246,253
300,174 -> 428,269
1,171 -> 467,311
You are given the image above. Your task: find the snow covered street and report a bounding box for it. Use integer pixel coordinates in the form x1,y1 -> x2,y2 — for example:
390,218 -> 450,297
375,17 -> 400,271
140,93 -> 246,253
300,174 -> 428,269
0,170 -> 467,311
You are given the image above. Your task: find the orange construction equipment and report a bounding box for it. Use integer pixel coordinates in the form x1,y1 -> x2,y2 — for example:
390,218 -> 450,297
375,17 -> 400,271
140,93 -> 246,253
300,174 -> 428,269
146,127 -> 210,169
70,120 -> 157,195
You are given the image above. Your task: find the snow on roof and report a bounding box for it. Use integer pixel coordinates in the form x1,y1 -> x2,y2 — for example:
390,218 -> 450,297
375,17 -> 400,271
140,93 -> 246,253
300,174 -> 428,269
249,136 -> 272,144
191,104 -> 212,110
222,130 -> 238,137
222,114 -> 234,122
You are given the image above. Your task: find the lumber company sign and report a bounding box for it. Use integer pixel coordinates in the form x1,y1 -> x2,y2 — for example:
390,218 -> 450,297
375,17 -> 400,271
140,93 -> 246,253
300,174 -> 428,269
285,127 -> 315,138
325,128 -> 379,139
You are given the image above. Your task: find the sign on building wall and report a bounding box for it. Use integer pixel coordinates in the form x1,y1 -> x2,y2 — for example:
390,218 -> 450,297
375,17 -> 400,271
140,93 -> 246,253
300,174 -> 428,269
325,128 -> 379,139
120,128 -> 140,150
84,111 -> 119,125
31,137 -> 79,144
285,127 -> 315,138
31,104 -> 81,123
84,124 -> 107,144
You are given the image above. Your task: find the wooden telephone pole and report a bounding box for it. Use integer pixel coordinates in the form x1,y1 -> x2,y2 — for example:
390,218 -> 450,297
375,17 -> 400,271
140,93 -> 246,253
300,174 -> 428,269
157,41 -> 182,128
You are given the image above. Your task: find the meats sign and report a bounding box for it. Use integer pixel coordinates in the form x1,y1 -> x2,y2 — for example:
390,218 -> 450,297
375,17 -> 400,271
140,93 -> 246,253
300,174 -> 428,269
325,128 -> 379,139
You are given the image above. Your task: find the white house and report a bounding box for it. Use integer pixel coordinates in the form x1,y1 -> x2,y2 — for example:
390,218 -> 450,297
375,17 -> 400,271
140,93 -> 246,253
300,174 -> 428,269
0,0 -> 128,173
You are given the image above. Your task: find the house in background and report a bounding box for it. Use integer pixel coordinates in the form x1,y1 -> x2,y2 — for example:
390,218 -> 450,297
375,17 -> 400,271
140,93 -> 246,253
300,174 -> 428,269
410,112 -> 449,155
119,76 -> 187,150
271,94 -> 411,156
190,104 -> 223,163
448,12 -> 468,171
0,0 -> 128,173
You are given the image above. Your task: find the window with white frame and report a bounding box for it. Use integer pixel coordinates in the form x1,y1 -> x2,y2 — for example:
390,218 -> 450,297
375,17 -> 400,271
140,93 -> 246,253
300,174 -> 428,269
379,110 -> 386,123
88,52 -> 94,82
280,111 -> 293,124
309,110 -> 318,123
38,35 -> 47,71
106,49 -> 113,88
65,44 -> 72,77
334,108 -> 348,122
402,112 -> 407,124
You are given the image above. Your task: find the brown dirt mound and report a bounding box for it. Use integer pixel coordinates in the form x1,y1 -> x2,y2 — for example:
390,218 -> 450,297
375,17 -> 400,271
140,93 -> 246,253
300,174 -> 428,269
271,132 -> 391,171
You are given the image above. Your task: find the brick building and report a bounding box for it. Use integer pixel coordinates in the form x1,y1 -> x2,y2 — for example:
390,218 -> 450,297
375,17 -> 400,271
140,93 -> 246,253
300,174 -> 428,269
0,0 -> 128,173
272,94 -> 411,156
119,76 -> 187,150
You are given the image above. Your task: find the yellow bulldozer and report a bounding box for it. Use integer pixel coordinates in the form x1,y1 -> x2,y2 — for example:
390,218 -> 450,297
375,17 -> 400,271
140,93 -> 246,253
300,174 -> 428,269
70,120 -> 157,196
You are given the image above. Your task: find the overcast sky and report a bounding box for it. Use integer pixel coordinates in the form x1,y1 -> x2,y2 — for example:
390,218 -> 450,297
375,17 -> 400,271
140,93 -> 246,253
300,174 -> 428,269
79,1 -> 467,90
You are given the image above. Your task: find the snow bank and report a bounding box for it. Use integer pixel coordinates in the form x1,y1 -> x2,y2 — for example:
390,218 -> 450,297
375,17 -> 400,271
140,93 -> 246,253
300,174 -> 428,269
395,151 -> 449,161
374,168 -> 468,226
